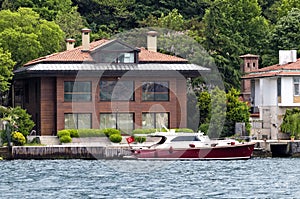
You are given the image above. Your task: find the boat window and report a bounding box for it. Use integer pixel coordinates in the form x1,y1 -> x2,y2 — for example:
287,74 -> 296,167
171,136 -> 200,142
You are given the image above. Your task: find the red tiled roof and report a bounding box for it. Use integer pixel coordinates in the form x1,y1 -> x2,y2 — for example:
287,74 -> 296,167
242,58 -> 300,79
138,47 -> 186,62
24,39 -> 187,66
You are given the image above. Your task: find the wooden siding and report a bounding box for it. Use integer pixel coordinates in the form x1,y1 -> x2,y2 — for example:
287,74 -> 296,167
40,77 -> 56,135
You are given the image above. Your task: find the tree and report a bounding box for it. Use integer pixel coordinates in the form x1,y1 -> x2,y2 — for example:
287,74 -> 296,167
73,0 -> 135,33
0,8 -> 64,67
143,9 -> 185,31
0,48 -> 15,93
262,8 -> 300,66
1,106 -> 35,137
198,91 -> 211,125
1,0 -> 74,21
223,88 -> 250,137
55,6 -> 86,40
197,88 -> 250,138
281,108 -> 300,138
207,87 -> 226,138
203,0 -> 269,89
0,106 -> 35,144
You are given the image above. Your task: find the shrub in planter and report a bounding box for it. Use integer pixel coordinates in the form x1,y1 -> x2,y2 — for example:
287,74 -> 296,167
175,128 -> 194,133
69,129 -> 79,138
103,128 -> 120,137
12,131 -> 26,146
132,128 -> 156,134
57,130 -> 70,138
59,135 -> 72,143
78,129 -> 106,137
134,136 -> 146,143
109,134 -> 122,143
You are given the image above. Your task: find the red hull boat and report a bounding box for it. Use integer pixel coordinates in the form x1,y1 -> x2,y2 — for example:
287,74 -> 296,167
127,132 -> 255,160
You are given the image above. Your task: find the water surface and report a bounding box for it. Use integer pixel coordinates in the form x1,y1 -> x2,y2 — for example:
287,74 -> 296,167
0,158 -> 299,198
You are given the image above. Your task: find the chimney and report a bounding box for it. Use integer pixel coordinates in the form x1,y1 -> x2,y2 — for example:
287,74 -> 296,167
66,38 -> 75,50
81,28 -> 91,52
147,31 -> 158,52
279,50 -> 297,65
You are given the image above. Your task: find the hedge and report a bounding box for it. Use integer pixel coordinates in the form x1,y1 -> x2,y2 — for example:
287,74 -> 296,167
134,136 -> 146,143
77,129 -> 106,137
60,135 -> 72,143
103,128 -> 121,137
132,128 -> 194,134
57,129 -> 106,138
57,130 -> 70,138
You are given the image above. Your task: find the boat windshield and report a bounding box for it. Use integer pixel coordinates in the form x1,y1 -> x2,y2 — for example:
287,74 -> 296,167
171,136 -> 200,142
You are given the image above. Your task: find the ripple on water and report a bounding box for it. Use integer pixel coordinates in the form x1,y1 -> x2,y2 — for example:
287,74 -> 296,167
0,158 -> 299,198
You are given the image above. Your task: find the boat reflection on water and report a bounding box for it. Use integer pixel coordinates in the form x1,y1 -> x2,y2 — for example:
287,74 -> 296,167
126,131 -> 255,160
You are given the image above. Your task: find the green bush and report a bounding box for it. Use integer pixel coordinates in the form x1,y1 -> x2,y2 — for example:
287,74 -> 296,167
109,134 -> 122,143
132,129 -> 157,134
57,130 -> 70,138
10,106 -> 35,137
60,135 -> 72,143
134,136 -> 146,143
103,128 -> 120,137
132,128 -> 194,134
12,131 -> 26,146
199,123 -> 209,134
0,130 -> 7,144
78,129 -> 105,137
69,129 -> 79,138
58,129 -> 108,138
175,128 -> 194,133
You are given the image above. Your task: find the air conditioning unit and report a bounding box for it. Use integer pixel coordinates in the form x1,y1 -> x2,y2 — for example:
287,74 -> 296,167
279,50 -> 297,65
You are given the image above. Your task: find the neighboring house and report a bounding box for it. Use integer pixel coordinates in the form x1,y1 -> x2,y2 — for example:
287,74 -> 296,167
13,29 -> 208,136
242,50 -> 299,140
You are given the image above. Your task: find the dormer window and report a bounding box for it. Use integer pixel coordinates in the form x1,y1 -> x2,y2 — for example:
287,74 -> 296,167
98,52 -> 135,63
91,40 -> 139,64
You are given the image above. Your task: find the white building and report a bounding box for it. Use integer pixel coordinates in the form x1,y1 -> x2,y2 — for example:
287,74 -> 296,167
242,50 -> 299,140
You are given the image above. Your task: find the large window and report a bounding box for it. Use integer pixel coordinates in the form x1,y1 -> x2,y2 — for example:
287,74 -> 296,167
142,113 -> 169,129
64,81 -> 91,102
142,81 -> 169,101
64,113 -> 91,129
100,80 -> 134,101
294,77 -> 300,96
100,113 -> 134,133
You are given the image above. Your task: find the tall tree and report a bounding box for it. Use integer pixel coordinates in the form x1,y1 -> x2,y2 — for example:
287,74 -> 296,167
73,0 -> 135,34
55,6 -> 85,42
223,88 -> 250,137
264,0 -> 300,24
262,8 -> 300,66
203,0 -> 269,90
0,8 -> 64,67
0,48 -> 15,94
207,87 -> 226,138
1,0 -> 74,21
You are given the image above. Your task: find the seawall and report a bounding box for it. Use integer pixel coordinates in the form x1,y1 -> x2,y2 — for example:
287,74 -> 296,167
11,146 -> 132,160
1,140 -> 300,160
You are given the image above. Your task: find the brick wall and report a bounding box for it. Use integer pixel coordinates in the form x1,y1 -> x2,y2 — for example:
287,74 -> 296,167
53,76 -> 188,133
